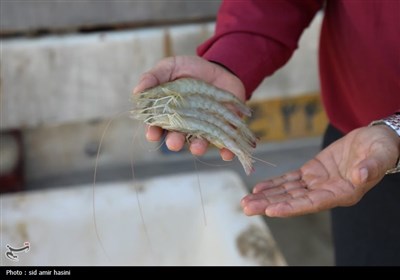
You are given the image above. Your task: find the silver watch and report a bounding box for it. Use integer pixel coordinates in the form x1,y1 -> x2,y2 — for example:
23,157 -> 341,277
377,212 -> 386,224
370,112 -> 400,174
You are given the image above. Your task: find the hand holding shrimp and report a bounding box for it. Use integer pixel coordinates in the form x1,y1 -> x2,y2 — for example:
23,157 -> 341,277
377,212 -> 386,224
132,59 -> 258,174
132,56 -> 246,162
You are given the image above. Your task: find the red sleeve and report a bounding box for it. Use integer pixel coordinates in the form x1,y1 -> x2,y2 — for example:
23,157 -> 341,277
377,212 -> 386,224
197,0 -> 322,99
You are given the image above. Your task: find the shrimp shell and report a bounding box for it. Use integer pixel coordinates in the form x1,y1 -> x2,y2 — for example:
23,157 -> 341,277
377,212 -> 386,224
136,78 -> 252,117
147,114 -> 255,175
176,95 -> 257,145
133,94 -> 256,145
131,78 -> 258,175
141,106 -> 256,152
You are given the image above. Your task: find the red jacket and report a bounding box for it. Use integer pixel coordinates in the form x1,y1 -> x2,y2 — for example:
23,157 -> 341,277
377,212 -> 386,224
197,0 -> 400,133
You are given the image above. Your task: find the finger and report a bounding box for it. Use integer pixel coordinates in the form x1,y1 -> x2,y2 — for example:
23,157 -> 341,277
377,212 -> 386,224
242,199 -> 272,216
133,73 -> 160,94
241,192 -> 271,206
264,189 -> 336,217
252,170 -> 302,193
220,148 -> 235,161
351,158 -> 387,188
241,188 -> 310,216
146,125 -> 164,142
242,186 -> 307,207
256,180 -> 307,197
165,131 -> 186,152
189,138 -> 209,156
133,58 -> 177,94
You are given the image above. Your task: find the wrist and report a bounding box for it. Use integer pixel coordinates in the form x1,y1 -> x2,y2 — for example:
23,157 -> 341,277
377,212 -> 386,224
369,112 -> 400,174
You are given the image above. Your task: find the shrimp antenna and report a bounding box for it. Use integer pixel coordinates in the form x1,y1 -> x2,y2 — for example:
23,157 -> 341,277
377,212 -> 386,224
93,109 -> 131,262
250,155 -> 277,167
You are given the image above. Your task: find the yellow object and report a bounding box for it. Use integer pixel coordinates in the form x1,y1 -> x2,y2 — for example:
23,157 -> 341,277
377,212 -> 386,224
246,93 -> 328,142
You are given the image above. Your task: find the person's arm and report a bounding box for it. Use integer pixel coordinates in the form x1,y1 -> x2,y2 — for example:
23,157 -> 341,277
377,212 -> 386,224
198,0 -> 322,99
241,112 -> 400,217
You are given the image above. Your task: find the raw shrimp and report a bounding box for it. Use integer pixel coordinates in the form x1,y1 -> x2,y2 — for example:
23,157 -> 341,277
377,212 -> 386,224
136,78 -> 252,117
147,114 -> 255,174
131,78 -> 259,175
146,106 -> 256,152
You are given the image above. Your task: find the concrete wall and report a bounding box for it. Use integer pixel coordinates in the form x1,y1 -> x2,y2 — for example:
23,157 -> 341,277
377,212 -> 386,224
1,23 -> 215,129
1,1 -> 220,34
1,16 -> 322,129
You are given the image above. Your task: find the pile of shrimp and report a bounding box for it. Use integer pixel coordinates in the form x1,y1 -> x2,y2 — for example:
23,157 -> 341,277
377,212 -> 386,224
131,78 -> 258,175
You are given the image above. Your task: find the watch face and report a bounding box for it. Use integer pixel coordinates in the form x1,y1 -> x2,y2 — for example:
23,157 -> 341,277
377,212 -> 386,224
386,114 -> 400,136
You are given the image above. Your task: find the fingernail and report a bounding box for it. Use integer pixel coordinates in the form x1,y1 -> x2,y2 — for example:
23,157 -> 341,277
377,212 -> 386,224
166,138 -> 180,152
360,168 -> 368,183
145,127 -> 151,139
222,156 -> 233,162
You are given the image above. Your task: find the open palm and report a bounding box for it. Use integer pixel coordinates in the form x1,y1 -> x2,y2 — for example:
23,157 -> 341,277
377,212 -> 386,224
241,125 -> 399,217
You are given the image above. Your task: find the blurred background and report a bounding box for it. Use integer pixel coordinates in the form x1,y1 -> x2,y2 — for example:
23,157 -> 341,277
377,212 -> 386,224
1,0 -> 333,266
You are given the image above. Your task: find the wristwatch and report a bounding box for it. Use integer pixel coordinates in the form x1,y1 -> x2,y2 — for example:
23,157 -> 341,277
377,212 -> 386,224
369,112 -> 400,174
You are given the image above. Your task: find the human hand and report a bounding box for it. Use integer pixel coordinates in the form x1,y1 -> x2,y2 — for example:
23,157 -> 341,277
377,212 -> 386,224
241,125 -> 400,217
133,55 -> 246,161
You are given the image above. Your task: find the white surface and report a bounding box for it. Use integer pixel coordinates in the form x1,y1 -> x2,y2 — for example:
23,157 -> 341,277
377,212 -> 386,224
1,170 -> 286,266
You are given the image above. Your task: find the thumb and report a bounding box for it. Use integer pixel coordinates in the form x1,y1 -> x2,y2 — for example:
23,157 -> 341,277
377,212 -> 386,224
351,158 -> 386,188
133,73 -> 158,95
